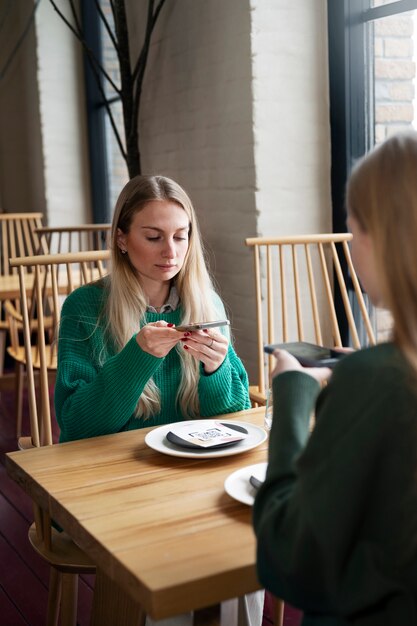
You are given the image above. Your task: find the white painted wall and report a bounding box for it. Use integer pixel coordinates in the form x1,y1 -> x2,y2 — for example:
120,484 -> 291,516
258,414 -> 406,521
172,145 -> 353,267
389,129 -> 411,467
251,0 -> 332,236
35,0 -> 92,226
135,0 -> 332,378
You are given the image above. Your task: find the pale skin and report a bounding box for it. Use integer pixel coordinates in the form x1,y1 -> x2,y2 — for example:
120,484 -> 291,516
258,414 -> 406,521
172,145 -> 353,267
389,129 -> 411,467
117,199 -> 228,373
271,214 -> 381,384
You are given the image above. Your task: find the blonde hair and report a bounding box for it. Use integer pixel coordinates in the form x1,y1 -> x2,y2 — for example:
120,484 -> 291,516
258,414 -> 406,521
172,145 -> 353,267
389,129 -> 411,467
106,175 -> 218,418
346,131 -> 417,374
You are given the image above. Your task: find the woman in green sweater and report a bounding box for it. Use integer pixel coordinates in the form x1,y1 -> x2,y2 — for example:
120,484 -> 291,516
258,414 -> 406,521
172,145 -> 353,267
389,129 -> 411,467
55,175 -> 250,443
253,132 -> 417,625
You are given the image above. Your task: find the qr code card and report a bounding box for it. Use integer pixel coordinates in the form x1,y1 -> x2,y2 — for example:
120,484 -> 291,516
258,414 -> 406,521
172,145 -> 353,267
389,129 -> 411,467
167,420 -> 248,449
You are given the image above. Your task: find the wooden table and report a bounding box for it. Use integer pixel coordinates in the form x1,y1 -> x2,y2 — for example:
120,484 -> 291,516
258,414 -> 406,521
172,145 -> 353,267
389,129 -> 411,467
5,407 -> 267,624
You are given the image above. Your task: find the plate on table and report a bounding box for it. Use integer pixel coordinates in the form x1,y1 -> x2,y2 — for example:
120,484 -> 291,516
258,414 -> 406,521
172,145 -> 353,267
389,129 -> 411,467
224,462 -> 268,506
145,420 -> 267,459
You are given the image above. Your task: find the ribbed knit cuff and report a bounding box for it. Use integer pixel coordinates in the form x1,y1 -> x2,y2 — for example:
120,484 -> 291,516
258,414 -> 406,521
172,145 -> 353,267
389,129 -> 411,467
198,355 -> 248,415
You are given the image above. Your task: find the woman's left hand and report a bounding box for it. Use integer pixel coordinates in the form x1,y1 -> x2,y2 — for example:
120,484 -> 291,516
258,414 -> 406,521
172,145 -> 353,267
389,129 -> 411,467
182,329 -> 228,373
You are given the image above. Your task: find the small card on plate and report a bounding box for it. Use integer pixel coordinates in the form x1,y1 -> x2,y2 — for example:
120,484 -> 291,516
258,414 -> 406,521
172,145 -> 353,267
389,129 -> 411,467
166,420 -> 248,450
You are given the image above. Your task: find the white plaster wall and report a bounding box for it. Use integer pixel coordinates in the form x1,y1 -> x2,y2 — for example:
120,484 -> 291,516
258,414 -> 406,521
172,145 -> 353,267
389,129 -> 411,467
251,0 -> 331,236
35,0 -> 92,226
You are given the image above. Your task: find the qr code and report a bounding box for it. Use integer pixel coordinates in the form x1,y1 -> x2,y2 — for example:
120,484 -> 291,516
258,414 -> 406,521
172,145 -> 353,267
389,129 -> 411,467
190,427 -> 231,441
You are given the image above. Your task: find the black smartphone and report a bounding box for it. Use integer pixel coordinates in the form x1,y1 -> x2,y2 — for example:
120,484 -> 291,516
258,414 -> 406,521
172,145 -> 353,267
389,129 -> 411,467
175,319 -> 230,332
263,341 -> 346,368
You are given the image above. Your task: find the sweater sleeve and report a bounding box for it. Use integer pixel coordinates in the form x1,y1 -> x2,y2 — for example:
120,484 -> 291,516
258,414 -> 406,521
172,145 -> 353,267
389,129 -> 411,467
55,288 -> 163,441
253,353 -> 416,619
198,344 -> 251,416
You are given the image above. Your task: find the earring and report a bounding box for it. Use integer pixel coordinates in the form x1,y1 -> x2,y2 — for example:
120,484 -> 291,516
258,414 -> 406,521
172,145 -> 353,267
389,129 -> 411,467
121,249 -> 127,255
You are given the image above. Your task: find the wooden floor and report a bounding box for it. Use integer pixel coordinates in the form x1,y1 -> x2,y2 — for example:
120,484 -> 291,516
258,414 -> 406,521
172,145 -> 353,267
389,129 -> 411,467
0,374 -> 301,626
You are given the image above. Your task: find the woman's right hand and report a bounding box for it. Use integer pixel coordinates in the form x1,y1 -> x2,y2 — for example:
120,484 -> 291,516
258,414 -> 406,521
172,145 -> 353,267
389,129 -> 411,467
136,321 -> 187,358
271,349 -> 332,385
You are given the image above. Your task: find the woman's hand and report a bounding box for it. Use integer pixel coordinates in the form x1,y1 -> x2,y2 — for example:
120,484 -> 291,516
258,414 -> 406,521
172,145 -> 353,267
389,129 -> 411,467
181,329 -> 228,373
271,349 -> 332,385
136,321 -> 186,358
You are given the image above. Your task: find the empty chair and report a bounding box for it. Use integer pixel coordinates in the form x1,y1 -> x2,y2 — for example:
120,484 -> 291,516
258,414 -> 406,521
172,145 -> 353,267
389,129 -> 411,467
0,212 -> 45,377
6,250 -> 110,625
6,251 -> 110,443
7,224 -> 110,437
245,233 -> 376,406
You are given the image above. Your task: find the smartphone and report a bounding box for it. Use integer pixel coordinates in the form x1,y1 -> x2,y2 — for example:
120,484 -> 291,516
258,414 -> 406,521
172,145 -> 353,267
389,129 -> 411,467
263,341 -> 346,368
175,319 -> 230,332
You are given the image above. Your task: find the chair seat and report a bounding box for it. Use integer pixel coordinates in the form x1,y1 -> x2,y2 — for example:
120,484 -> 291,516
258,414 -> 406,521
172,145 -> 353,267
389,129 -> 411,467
29,523 -> 95,574
7,344 -> 57,370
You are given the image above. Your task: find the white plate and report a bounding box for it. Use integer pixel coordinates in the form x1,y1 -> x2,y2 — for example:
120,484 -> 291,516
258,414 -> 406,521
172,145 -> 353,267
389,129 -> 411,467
145,420 -> 267,459
224,462 -> 268,506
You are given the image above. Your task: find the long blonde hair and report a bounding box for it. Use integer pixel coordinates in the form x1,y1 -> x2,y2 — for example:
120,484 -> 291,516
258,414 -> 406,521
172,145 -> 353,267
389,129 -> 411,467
347,131 -> 417,374
106,175 -> 219,418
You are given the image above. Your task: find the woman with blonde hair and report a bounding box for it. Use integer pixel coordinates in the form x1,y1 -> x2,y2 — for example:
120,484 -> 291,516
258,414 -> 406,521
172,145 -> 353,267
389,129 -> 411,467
254,131 -> 417,625
55,175 -> 250,442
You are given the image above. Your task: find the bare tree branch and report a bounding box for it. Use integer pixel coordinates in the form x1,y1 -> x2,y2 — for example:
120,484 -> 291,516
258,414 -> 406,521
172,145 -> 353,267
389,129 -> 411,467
48,0 -> 168,177
48,0 -> 120,93
89,63 -> 127,161
68,0 -> 84,36
93,0 -> 119,54
132,0 -> 167,127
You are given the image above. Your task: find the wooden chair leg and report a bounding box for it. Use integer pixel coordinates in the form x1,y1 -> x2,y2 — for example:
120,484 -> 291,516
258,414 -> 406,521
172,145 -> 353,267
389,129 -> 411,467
60,572 -> 78,626
0,329 -> 6,377
15,362 -> 24,439
46,567 -> 61,626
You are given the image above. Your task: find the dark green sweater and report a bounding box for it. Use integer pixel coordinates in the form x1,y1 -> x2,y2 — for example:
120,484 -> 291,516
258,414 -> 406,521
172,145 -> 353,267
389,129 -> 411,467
55,280 -> 250,442
253,343 -> 417,625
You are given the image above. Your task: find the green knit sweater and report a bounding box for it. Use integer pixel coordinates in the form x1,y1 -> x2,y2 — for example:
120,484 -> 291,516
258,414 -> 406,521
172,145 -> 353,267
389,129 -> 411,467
55,280 -> 250,443
253,343 -> 417,625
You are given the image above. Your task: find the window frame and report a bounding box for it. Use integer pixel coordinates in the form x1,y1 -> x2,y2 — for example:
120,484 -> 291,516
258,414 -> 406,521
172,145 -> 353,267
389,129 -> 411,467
327,0 -> 417,342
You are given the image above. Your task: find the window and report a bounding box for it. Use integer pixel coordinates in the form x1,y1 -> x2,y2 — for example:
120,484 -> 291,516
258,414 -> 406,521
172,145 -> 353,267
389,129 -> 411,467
82,1 -> 129,223
328,0 -> 417,342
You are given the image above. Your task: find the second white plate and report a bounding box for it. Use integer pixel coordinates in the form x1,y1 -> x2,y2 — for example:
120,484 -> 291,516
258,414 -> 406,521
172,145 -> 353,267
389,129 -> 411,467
145,420 -> 267,459
224,462 -> 268,506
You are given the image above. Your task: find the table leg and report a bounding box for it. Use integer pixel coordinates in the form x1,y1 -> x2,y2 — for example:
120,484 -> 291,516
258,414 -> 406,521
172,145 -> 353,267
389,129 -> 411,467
91,568 -> 146,626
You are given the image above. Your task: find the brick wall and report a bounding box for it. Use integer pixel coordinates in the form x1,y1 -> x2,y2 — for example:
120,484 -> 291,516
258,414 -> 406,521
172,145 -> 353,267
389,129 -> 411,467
373,8 -> 416,340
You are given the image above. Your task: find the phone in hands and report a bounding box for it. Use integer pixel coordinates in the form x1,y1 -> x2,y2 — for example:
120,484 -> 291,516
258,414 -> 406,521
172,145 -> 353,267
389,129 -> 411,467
175,319 -> 230,332
264,341 -> 346,368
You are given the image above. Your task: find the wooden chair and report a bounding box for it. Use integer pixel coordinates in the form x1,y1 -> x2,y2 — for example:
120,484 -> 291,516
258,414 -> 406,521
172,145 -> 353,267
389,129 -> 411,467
245,233 -> 376,406
0,212 -> 46,378
7,250 -> 110,626
7,250 -> 110,446
35,223 -> 111,254
7,224 -> 110,438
